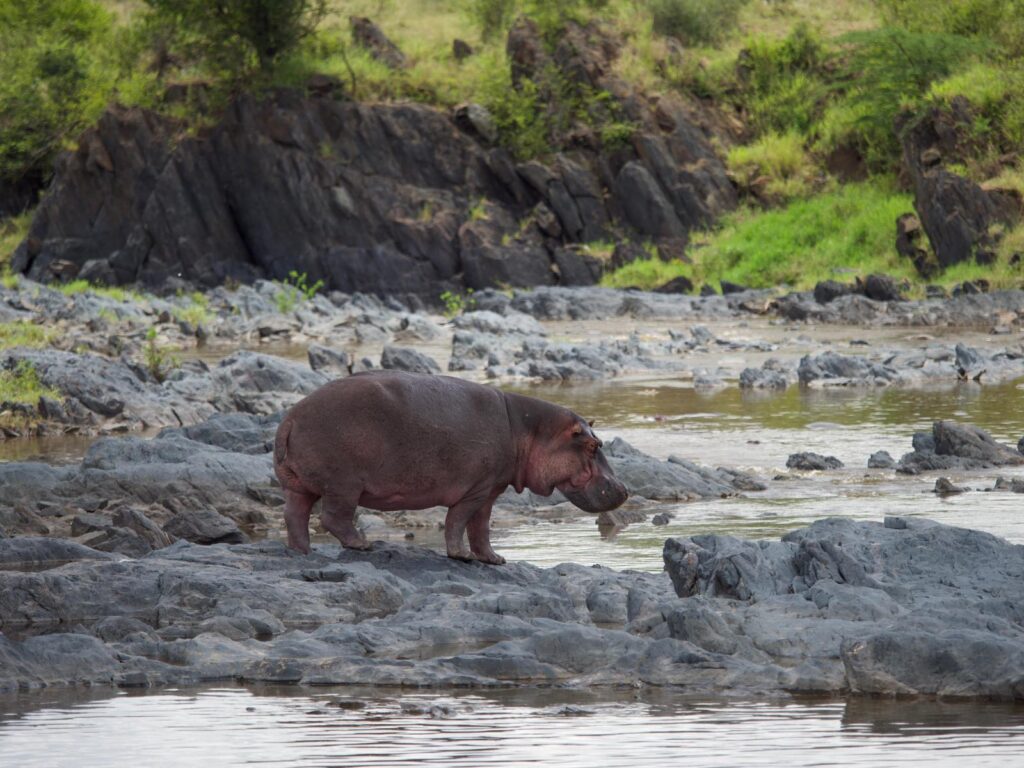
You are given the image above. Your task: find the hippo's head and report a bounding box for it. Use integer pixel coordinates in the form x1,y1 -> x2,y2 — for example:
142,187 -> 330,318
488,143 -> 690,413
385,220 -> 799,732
550,420 -> 628,513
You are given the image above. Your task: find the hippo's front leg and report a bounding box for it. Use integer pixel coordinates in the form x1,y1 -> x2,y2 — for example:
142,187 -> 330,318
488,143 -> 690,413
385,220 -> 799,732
467,502 -> 505,565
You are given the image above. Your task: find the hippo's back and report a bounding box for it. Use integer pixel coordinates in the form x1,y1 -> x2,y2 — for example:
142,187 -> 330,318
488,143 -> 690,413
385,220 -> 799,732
275,371 -> 512,494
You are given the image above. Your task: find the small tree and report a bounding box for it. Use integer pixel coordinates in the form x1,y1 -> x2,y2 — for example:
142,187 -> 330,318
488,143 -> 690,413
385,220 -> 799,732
144,0 -> 328,76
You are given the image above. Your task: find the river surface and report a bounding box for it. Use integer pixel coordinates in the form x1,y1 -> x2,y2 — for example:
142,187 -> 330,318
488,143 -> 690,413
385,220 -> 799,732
3,319 -> 1024,763
2,685 -> 1024,767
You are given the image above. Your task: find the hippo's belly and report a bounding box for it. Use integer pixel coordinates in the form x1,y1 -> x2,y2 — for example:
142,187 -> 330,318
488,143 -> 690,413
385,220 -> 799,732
358,489 -> 474,511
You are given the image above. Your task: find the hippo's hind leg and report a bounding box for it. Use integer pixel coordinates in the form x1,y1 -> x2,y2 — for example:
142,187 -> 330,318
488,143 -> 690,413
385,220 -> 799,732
320,489 -> 370,551
284,490 -> 318,554
467,502 -> 505,565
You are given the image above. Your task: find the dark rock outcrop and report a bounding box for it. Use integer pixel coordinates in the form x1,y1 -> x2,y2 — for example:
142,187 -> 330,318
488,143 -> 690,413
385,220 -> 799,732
661,517 -> 1024,698
15,24 -> 735,298
797,352 -> 900,387
897,420 -> 1024,475
899,106 -> 1021,268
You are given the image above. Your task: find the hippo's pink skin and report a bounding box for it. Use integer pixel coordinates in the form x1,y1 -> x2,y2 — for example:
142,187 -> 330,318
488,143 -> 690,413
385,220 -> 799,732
273,370 -> 628,564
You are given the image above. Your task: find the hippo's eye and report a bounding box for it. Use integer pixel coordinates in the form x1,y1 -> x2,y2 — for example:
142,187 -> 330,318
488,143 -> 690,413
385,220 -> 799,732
571,423 -> 583,437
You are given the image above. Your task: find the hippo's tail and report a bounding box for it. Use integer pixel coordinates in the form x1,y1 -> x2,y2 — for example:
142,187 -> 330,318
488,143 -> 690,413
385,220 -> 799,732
273,418 -> 292,468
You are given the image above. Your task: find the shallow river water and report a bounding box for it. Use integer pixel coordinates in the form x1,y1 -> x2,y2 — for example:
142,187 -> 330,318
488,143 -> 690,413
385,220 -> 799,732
2,685 -> 1024,768
3,320 -> 1024,764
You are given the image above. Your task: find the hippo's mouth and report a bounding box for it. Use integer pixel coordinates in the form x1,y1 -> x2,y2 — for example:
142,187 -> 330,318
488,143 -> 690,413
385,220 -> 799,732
560,475 -> 629,513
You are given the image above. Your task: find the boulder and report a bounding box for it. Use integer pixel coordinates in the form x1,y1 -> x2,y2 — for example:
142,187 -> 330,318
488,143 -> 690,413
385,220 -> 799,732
380,345 -> 441,374
867,451 -> 896,469
898,421 -> 1024,474
860,274 -> 904,302
739,366 -> 788,390
899,107 -> 1021,268
813,280 -> 852,304
786,452 -> 843,471
349,17 -> 406,69
307,344 -> 351,376
162,509 -> 248,545
798,352 -> 900,387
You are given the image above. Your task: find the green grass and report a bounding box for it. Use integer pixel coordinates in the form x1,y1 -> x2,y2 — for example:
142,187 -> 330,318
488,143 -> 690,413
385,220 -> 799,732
727,130 -> 816,201
602,177 -> 1024,292
0,211 -> 31,275
0,360 -> 60,406
0,322 -> 55,350
171,291 -> 212,327
601,254 -> 694,290
603,179 -> 916,291
691,179 -> 917,289
56,279 -> 143,303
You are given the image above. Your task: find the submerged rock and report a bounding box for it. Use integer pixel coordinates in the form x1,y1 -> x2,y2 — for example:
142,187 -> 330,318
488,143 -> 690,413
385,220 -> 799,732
786,453 -> 844,471
934,477 -> 966,495
867,451 -> 896,469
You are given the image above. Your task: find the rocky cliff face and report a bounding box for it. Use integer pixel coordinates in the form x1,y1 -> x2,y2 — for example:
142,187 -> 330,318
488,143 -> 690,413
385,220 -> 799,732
13,25 -> 736,299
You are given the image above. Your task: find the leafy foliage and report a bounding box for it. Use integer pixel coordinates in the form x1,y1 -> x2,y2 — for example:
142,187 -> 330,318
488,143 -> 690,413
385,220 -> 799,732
0,0 -> 121,185
144,0 -> 328,77
833,28 -> 983,168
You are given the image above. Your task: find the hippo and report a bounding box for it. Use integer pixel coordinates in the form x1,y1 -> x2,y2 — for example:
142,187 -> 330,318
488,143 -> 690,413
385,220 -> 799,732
273,370 -> 628,564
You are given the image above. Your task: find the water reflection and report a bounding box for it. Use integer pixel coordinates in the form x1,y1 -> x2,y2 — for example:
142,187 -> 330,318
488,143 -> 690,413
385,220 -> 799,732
1,685 -> 1022,768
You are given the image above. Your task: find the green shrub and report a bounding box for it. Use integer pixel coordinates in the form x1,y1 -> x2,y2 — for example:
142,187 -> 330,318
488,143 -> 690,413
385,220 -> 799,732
143,326 -> 180,383
522,0 -> 611,37
834,28 -> 983,169
648,0 -> 748,46
144,0 -> 328,77
749,71 -> 827,135
0,0 -> 119,185
740,25 -> 827,135
469,0 -> 518,41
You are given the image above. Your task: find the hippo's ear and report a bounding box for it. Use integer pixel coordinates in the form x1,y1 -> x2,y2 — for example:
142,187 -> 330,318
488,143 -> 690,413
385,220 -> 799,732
588,419 -> 595,428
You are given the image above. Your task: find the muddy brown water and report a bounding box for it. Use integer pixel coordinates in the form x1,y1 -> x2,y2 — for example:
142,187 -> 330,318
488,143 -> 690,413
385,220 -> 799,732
3,319 -> 1024,762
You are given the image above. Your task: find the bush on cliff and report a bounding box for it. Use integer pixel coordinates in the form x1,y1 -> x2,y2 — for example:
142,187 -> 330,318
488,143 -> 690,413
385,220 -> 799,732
144,0 -> 328,76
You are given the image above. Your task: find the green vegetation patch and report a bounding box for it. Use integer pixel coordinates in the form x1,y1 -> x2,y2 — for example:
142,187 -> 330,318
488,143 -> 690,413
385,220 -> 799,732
603,179 -> 917,291
727,130 -> 816,202
692,179 -> 916,289
56,279 -> 143,303
0,322 -> 56,350
0,360 -> 60,406
1,211 -> 32,275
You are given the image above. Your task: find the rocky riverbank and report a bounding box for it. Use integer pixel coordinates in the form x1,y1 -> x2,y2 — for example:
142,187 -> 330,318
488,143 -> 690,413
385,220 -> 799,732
2,515 -> 1022,699
3,277 -> 1024,440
